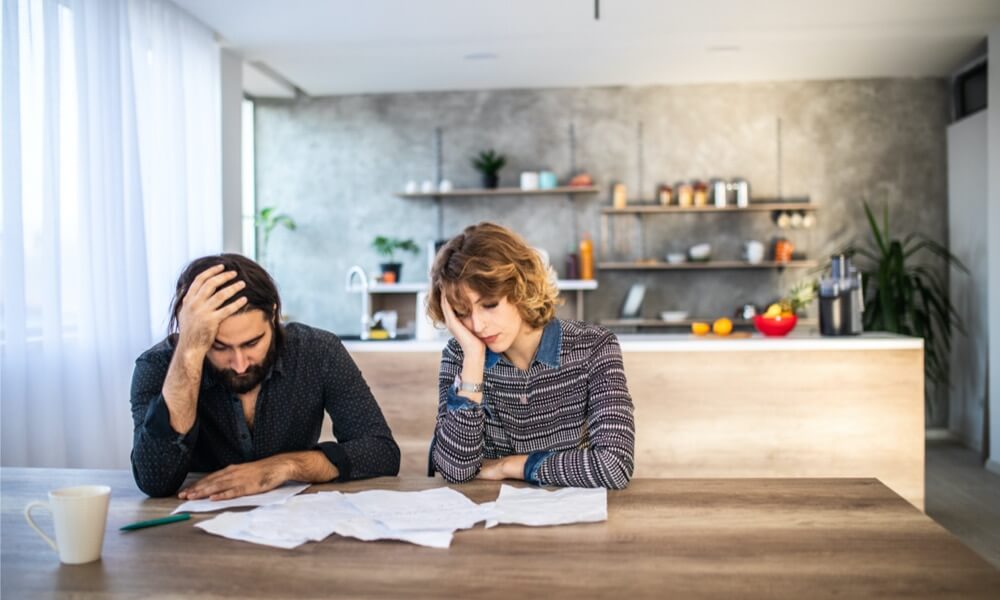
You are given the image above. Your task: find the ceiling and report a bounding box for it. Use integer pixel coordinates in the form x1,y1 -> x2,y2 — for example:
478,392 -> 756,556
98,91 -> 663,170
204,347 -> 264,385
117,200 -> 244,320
172,0 -> 1000,98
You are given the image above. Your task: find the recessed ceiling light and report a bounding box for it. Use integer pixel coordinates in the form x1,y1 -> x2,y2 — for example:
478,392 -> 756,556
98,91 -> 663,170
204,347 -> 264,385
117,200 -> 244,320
464,52 -> 498,60
706,45 -> 742,53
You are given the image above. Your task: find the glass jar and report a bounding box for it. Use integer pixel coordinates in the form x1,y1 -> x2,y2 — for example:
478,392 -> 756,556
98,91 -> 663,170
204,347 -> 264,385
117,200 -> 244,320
692,181 -> 708,207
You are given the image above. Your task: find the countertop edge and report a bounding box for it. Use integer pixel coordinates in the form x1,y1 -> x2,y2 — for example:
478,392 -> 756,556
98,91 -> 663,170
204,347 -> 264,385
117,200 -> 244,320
343,334 -> 923,353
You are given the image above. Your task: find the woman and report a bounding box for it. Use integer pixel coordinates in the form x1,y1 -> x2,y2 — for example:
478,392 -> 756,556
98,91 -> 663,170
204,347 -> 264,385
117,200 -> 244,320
427,222 -> 635,489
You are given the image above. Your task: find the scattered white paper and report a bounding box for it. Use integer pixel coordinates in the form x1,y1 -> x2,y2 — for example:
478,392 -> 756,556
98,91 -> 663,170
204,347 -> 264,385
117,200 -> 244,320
342,487 -> 493,532
196,490 -> 459,549
173,482 -> 309,514
193,484 -> 607,550
195,510 -> 304,549
490,484 -> 607,527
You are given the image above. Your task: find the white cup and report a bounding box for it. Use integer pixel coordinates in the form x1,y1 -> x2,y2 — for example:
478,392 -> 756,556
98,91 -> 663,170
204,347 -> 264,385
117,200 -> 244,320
24,485 -> 111,564
520,171 -> 539,190
420,180 -> 435,193
744,240 -> 765,264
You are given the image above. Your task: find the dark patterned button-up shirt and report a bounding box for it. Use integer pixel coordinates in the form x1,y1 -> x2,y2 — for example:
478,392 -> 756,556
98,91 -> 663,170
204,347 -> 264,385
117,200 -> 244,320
130,323 -> 400,497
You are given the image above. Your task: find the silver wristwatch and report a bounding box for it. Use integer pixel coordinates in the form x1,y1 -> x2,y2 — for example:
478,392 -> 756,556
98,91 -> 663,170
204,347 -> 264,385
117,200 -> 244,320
454,376 -> 484,393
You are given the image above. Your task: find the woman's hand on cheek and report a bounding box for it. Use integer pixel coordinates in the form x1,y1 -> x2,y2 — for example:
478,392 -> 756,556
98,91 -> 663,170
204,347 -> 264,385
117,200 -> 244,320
441,293 -> 485,357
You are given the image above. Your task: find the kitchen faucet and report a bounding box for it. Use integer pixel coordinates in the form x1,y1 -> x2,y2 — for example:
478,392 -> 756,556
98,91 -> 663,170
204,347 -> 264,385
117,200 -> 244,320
345,266 -> 373,340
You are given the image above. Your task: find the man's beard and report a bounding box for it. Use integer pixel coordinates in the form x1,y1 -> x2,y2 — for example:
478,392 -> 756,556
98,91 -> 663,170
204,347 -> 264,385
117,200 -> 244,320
209,340 -> 278,394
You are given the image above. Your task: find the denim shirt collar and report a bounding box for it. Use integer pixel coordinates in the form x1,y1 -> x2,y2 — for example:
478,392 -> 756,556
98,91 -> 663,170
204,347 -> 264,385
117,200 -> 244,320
484,319 -> 562,370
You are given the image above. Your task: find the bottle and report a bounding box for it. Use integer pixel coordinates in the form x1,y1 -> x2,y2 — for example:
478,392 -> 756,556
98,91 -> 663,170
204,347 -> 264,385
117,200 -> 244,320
692,181 -> 708,206
612,183 -> 627,209
711,179 -> 728,208
579,234 -> 594,280
657,184 -> 673,206
676,182 -> 693,207
731,178 -> 750,208
564,245 -> 579,280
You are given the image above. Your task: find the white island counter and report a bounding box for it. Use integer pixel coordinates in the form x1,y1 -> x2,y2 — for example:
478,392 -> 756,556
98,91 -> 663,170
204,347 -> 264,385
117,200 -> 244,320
339,332 -> 925,509
343,332 -> 922,353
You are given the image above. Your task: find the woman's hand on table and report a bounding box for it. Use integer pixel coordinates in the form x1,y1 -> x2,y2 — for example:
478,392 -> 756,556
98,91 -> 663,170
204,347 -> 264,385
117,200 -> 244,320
477,455 -> 528,481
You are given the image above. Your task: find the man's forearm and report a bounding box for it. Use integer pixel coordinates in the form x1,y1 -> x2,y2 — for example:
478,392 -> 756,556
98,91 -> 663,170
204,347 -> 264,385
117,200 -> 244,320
279,450 -> 339,483
161,342 -> 205,434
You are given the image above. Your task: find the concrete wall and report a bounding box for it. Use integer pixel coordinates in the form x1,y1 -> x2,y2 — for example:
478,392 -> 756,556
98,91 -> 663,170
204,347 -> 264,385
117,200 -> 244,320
254,78 -> 951,418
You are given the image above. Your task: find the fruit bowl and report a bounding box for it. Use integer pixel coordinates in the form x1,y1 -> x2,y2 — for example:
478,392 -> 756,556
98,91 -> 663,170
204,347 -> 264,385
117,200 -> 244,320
752,314 -> 798,337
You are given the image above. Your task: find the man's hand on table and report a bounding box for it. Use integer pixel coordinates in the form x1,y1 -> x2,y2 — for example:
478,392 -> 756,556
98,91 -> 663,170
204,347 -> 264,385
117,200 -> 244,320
178,455 -> 292,501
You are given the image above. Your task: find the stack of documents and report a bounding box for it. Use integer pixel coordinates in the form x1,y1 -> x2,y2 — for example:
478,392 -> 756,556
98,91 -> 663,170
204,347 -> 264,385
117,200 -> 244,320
194,484 -> 607,549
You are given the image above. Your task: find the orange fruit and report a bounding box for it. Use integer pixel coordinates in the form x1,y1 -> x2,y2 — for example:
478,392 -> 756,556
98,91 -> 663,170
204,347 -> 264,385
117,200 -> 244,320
691,322 -> 710,335
712,318 -> 733,336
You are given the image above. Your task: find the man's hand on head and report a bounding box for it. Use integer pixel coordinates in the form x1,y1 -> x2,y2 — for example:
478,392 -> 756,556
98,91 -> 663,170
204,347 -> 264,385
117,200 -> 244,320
176,264 -> 249,355
177,455 -> 292,501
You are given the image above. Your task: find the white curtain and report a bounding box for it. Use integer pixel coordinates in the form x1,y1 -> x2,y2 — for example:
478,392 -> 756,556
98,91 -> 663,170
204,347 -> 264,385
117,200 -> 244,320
1,0 -> 222,468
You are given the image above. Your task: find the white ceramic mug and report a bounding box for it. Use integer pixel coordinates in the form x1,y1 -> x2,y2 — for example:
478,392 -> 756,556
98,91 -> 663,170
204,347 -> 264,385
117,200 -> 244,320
744,240 -> 765,264
24,485 -> 111,564
520,171 -> 539,190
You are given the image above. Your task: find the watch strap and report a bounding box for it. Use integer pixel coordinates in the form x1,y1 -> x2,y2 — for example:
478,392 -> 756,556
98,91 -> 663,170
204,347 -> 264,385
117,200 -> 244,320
454,375 -> 484,393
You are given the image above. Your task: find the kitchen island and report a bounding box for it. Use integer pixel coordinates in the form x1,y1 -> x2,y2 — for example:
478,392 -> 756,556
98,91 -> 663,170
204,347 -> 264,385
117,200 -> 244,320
339,333 -> 925,509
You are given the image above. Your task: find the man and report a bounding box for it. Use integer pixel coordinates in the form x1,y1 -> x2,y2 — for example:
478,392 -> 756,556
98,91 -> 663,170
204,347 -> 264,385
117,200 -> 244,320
130,254 -> 400,498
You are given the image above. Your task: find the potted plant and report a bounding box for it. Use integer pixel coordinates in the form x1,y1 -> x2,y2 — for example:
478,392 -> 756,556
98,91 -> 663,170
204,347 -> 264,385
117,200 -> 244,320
371,236 -> 419,283
846,201 -> 968,416
471,149 -> 506,189
255,206 -> 297,268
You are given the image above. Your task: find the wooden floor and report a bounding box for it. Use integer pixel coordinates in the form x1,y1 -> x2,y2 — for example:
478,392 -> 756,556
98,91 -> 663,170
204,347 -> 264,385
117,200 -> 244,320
926,440 -> 1000,570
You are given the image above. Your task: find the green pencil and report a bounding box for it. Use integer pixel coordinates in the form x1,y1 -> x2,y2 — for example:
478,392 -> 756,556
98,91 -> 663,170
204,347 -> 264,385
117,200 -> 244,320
120,513 -> 191,531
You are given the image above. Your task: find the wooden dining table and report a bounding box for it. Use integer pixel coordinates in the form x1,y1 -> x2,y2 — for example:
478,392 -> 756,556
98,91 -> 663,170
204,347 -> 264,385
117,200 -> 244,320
2,468 -> 997,598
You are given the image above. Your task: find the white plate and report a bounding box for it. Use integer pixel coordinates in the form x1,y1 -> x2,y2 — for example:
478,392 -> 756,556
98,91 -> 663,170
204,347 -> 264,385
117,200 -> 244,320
660,311 -> 689,322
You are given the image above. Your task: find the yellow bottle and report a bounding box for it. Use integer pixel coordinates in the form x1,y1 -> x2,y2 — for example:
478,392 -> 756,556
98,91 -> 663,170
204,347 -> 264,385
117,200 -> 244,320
579,235 -> 594,280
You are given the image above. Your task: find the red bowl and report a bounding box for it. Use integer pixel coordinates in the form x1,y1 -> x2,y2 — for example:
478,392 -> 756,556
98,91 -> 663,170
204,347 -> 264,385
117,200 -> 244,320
753,314 -> 798,337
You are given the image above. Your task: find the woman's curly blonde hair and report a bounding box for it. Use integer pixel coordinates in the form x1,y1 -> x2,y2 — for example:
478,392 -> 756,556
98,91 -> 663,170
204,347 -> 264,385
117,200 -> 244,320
427,222 -> 561,329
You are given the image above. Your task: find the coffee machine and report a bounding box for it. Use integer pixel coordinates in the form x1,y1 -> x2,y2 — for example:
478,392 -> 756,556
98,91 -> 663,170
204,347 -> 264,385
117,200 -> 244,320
819,255 -> 864,336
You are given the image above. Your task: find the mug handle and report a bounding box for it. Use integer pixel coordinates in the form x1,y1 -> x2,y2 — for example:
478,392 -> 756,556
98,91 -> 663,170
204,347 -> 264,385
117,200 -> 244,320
24,501 -> 59,552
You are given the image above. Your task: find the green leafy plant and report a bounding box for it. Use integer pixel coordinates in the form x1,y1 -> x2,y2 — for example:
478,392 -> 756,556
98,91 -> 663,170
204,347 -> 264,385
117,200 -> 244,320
371,236 -> 419,264
255,207 -> 297,265
846,201 -> 968,412
471,149 -> 506,176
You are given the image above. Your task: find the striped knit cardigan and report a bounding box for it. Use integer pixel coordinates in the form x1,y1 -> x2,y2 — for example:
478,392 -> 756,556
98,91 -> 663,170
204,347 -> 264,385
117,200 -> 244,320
431,319 -> 635,489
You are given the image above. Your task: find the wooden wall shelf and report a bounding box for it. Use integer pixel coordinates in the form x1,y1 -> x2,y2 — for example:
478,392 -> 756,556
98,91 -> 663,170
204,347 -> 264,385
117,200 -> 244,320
601,201 -> 817,214
397,186 -> 599,198
598,260 -> 820,271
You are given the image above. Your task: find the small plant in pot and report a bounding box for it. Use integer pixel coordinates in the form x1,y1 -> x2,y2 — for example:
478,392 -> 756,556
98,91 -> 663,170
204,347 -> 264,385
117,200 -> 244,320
371,236 -> 419,283
471,149 -> 506,189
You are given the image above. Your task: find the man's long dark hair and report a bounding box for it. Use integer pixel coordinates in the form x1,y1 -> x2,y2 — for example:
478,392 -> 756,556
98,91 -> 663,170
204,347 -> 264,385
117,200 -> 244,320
168,254 -> 284,352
